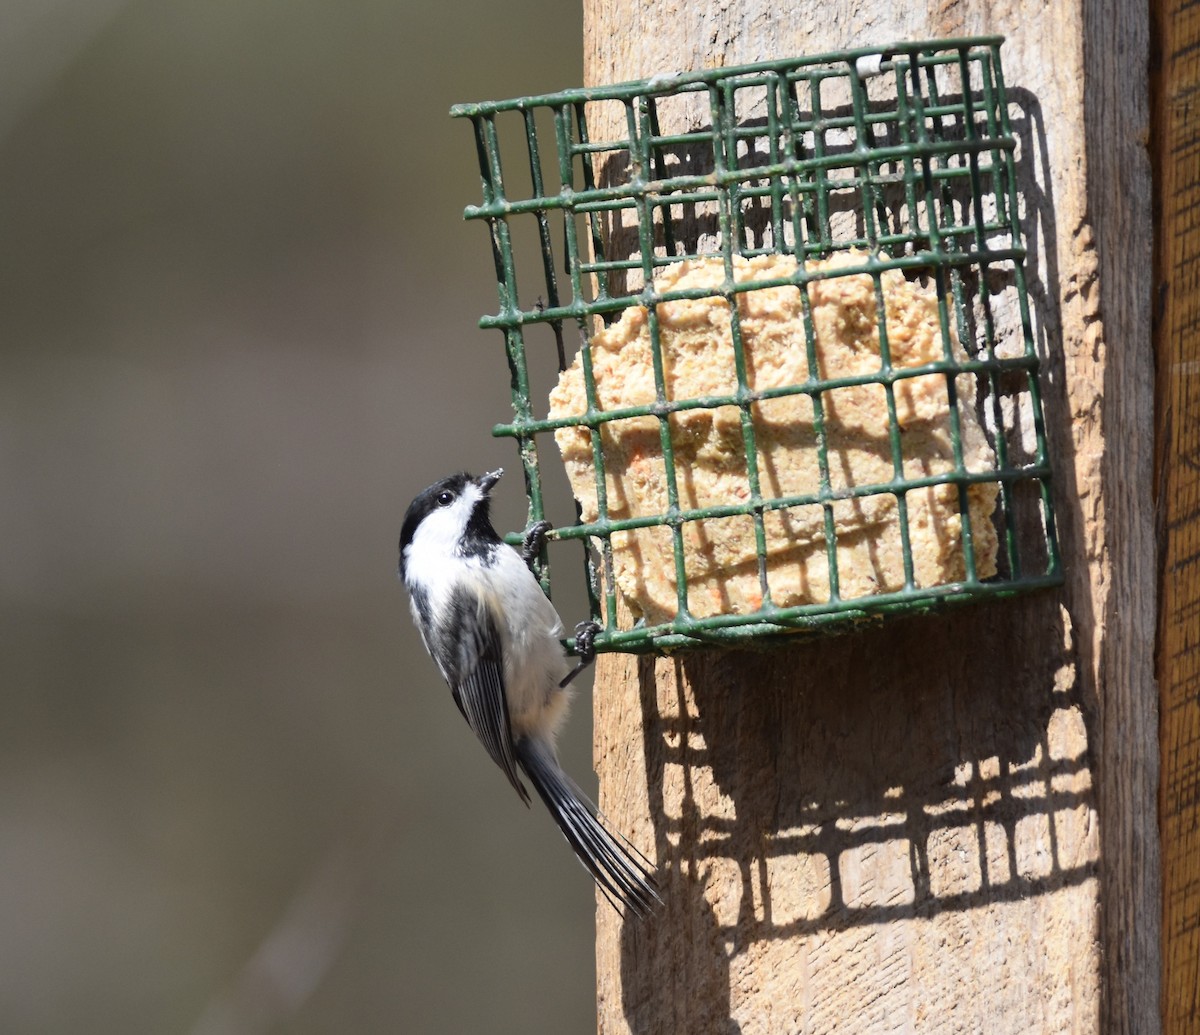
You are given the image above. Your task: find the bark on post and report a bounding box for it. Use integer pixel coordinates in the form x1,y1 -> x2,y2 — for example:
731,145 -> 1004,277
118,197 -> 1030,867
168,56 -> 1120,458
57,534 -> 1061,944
583,3 -> 1156,1033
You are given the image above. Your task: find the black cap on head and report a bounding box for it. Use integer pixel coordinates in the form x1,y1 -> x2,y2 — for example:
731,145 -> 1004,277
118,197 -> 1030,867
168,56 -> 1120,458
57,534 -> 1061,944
398,471 -> 503,577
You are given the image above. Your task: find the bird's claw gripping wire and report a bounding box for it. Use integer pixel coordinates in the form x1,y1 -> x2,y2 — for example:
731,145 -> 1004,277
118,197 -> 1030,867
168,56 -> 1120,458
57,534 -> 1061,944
560,620 -> 602,688
521,519 -> 553,569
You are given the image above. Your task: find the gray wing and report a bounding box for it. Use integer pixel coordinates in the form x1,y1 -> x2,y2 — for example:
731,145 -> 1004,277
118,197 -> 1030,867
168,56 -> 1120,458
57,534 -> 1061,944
433,586 -> 530,806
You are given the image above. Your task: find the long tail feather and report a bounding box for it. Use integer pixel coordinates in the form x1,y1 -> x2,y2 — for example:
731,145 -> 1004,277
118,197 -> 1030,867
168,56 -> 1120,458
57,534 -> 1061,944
514,737 -> 661,918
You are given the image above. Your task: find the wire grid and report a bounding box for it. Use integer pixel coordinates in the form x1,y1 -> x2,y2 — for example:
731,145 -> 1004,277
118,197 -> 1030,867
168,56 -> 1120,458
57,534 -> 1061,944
451,36 -> 1061,654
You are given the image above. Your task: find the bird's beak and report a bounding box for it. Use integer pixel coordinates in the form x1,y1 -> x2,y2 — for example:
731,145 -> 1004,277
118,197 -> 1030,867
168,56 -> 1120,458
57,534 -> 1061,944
475,469 -> 503,495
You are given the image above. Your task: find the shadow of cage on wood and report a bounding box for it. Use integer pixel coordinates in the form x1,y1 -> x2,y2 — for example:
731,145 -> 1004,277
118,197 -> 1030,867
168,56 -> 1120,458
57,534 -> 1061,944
607,591 -> 1097,1032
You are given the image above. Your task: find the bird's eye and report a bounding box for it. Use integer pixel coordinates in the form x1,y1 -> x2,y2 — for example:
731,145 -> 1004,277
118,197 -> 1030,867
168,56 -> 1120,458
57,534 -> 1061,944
436,490 -> 454,507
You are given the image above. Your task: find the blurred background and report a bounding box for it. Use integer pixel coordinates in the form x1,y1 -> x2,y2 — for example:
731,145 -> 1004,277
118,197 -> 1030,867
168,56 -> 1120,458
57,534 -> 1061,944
0,1 -> 599,1031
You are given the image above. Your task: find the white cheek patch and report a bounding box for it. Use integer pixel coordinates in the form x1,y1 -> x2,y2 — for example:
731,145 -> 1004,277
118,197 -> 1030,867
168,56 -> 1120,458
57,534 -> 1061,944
405,484 -> 485,578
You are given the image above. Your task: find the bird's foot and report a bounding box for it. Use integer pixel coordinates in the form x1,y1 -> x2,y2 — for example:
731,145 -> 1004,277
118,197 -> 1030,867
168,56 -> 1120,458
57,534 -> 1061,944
574,620 -> 600,665
560,620 -> 602,688
521,519 -> 553,569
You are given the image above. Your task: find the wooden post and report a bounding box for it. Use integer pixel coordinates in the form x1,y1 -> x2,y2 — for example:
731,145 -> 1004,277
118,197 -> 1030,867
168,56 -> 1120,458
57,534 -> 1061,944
583,3 -> 1157,1033
1152,0 -> 1200,1030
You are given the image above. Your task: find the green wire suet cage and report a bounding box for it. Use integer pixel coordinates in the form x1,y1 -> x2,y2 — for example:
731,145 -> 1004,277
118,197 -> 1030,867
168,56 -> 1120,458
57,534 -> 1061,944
452,36 -> 1062,654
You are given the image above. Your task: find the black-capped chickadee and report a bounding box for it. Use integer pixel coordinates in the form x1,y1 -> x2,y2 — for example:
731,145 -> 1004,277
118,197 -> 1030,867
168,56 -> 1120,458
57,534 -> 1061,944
398,469 -> 660,917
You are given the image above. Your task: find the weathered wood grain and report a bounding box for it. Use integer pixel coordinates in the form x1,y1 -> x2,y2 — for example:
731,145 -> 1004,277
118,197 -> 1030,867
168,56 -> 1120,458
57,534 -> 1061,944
582,2 -> 1157,1033
1152,0 -> 1200,1028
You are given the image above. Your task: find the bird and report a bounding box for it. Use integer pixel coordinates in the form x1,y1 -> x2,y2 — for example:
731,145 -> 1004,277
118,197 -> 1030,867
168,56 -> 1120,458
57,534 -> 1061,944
398,468 -> 660,917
